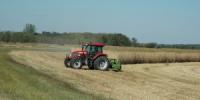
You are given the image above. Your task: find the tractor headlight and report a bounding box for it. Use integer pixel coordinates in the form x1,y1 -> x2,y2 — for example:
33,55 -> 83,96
76,53 -> 81,57
70,52 -> 81,57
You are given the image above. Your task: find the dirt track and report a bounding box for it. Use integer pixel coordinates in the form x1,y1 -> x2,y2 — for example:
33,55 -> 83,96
10,50 -> 200,100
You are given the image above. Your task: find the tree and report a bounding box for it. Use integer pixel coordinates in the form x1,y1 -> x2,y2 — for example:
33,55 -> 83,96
2,31 -> 11,42
131,37 -> 138,46
23,23 -> 36,33
0,32 -> 3,41
106,33 -> 131,46
101,35 -> 108,43
144,42 -> 157,48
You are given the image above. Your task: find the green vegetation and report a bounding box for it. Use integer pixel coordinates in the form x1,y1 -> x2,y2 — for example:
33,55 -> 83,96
1,31 -> 199,49
0,23 -> 199,49
0,31 -> 132,46
23,23 -> 36,34
0,47 -> 106,100
36,32 -> 132,46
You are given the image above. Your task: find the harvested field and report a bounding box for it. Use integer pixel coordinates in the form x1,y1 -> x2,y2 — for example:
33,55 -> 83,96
10,50 -> 200,100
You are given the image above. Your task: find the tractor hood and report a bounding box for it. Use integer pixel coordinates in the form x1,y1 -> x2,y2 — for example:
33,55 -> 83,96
70,48 -> 82,52
68,48 -> 87,58
70,49 -> 86,54
71,51 -> 86,55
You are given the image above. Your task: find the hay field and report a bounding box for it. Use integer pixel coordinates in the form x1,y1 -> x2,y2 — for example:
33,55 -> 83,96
10,46 -> 200,100
104,46 -> 200,64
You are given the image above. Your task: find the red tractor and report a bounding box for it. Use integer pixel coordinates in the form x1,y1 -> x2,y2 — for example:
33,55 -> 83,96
64,42 -> 121,71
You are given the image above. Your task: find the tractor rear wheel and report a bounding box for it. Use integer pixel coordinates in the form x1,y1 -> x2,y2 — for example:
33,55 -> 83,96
94,56 -> 109,71
70,59 -> 82,69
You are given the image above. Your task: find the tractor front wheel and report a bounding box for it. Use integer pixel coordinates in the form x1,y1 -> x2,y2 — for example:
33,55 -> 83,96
64,58 -> 70,68
70,59 -> 82,69
94,56 -> 109,71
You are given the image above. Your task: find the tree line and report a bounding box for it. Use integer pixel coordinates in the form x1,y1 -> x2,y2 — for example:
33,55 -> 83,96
0,24 -> 199,49
0,24 -> 132,46
36,32 -> 132,46
0,31 -> 132,46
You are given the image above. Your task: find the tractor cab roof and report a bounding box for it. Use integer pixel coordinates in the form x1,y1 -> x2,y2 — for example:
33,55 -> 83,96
82,42 -> 105,47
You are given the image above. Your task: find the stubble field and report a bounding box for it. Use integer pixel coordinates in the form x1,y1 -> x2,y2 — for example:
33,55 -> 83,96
8,44 -> 200,100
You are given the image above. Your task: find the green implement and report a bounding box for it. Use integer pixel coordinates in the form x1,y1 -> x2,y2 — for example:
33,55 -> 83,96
109,59 -> 122,72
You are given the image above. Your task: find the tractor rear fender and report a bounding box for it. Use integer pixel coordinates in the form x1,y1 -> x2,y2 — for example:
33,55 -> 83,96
92,53 -> 107,61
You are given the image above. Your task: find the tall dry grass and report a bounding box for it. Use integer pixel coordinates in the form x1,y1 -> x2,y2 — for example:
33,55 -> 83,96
105,46 -> 200,64
118,52 -> 200,64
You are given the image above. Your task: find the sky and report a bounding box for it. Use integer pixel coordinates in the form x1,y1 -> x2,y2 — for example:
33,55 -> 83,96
0,0 -> 200,44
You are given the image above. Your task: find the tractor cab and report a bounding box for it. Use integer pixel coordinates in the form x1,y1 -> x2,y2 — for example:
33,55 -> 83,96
82,42 -> 104,58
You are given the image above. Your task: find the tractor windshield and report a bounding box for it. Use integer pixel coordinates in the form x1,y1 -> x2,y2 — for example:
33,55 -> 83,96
82,45 -> 103,53
82,45 -> 86,51
82,45 -> 90,51
90,46 -> 102,53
